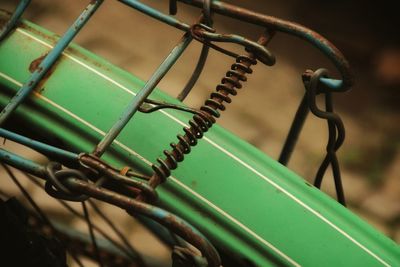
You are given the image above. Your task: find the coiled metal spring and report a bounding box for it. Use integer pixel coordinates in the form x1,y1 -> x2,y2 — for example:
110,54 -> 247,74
150,53 -> 258,186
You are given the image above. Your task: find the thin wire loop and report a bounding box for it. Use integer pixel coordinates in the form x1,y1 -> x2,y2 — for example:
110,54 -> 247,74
45,164 -> 90,202
306,68 -> 346,205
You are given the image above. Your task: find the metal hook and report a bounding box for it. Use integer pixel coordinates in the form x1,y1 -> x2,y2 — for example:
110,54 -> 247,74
306,69 -> 345,149
306,69 -> 346,205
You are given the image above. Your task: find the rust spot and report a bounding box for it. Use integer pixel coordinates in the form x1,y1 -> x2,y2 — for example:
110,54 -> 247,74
28,53 -> 62,94
20,21 -> 111,74
29,54 -> 47,73
19,23 -> 59,46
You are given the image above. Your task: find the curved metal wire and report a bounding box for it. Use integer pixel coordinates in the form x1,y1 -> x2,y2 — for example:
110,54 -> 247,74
177,0 -> 353,91
0,1 -> 355,265
177,0 -> 213,101
66,177 -> 222,267
0,148 -> 221,267
149,30 -> 272,188
306,69 -> 346,205
23,172 -> 144,263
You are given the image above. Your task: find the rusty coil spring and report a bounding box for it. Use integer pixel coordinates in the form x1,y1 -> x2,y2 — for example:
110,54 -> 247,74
150,53 -> 258,186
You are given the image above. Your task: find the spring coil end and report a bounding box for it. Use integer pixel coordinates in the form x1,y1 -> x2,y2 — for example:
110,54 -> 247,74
151,54 -> 257,184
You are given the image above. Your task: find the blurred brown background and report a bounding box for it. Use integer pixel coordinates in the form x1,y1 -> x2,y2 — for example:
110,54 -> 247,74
1,0 -> 399,264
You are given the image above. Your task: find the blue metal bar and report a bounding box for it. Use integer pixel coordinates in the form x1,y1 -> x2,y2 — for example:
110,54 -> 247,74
0,0 -> 104,126
118,0 -> 190,31
0,148 -> 46,177
320,77 -> 343,90
0,0 -> 31,41
93,34 -> 193,156
0,128 -> 78,161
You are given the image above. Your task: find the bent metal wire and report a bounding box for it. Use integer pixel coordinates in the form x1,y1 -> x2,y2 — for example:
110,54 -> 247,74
0,0 -> 355,266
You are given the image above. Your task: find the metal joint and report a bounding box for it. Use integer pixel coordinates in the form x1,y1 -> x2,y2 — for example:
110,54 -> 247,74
189,23 -> 276,66
79,154 -> 158,202
44,162 -> 89,202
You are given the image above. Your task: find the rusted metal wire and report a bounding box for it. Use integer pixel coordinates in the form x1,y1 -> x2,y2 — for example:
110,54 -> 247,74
23,172 -> 144,263
64,177 -> 222,267
0,1 -> 355,265
149,29 -> 275,188
189,23 -> 276,66
0,148 -> 222,267
177,0 -> 353,91
44,162 -> 90,202
78,153 -> 157,202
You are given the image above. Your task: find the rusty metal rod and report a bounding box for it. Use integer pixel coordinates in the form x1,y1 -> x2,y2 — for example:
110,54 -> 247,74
0,149 -> 221,267
65,178 -> 222,267
178,0 -> 353,91
0,0 -> 104,126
